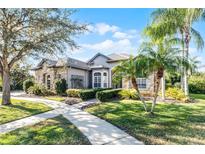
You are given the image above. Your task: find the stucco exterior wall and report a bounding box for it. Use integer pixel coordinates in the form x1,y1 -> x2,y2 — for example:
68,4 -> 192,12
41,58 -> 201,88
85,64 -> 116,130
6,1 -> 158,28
67,67 -> 89,88
122,73 -> 155,93
34,62 -> 68,90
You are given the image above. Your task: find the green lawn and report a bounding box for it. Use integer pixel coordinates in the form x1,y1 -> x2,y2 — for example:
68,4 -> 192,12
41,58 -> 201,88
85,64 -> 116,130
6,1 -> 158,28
0,99 -> 52,124
190,93 -> 205,100
85,94 -> 205,145
0,115 -> 91,145
44,96 -> 66,102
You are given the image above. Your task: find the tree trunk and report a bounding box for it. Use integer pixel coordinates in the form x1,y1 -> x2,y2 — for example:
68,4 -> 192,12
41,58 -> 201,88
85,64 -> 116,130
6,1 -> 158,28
151,69 -> 163,114
180,32 -> 185,91
184,30 -> 190,97
2,63 -> 11,105
131,77 -> 148,112
161,71 -> 165,101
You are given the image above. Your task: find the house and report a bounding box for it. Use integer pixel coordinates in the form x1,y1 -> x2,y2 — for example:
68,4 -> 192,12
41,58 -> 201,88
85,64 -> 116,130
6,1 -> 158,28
32,53 -> 155,93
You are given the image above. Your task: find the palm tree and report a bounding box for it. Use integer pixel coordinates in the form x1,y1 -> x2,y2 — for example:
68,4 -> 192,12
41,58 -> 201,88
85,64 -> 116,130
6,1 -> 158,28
187,56 -> 201,75
112,56 -> 148,112
145,8 -> 205,96
139,38 -> 181,114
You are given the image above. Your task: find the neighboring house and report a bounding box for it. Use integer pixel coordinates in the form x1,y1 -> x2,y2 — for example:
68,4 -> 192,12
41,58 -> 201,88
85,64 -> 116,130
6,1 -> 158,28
32,53 -> 155,93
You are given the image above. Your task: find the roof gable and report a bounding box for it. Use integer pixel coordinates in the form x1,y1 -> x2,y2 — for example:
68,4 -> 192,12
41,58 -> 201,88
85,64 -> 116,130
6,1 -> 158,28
87,53 -> 112,64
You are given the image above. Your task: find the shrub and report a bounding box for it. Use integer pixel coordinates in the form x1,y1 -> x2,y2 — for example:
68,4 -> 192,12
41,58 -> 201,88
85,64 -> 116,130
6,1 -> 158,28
166,87 -> 186,101
174,82 -> 181,89
64,98 -> 82,105
27,84 -> 54,96
66,89 -> 81,97
118,89 -> 139,100
23,79 -> 34,93
55,79 -> 67,95
27,85 -> 41,95
96,89 -> 121,102
189,74 -> 205,94
79,88 -> 111,101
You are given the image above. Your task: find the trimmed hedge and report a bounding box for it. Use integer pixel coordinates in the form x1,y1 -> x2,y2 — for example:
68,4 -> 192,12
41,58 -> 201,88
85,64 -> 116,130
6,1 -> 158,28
66,89 -> 81,98
189,74 -> 205,94
79,88 -> 111,101
96,89 -> 121,102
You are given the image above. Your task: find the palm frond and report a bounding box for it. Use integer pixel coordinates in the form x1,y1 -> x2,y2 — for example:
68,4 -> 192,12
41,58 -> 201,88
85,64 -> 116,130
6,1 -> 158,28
191,27 -> 204,50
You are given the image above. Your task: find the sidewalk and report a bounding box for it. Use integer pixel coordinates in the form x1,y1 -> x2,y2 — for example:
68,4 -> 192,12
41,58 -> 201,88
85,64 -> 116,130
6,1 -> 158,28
0,96 -> 143,145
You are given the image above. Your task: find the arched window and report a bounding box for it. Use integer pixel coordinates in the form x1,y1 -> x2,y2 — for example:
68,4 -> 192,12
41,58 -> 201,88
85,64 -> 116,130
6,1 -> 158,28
94,72 -> 101,88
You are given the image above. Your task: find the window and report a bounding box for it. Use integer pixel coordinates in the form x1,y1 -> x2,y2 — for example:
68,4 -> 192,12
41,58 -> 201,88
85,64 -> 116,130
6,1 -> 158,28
43,73 -> 46,83
47,75 -> 51,89
137,78 -> 147,89
57,74 -> 61,79
71,75 -> 84,89
103,72 -> 108,88
94,72 -> 101,88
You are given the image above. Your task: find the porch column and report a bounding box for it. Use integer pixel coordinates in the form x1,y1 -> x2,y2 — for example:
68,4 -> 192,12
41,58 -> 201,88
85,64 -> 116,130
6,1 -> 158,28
101,71 -> 104,88
109,69 -> 112,88
161,71 -> 166,100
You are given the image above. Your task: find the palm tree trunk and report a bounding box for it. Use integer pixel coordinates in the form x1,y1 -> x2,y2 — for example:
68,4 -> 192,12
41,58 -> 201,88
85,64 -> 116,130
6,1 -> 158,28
184,30 -> 190,97
151,69 -> 163,114
161,71 -> 165,100
131,77 -> 148,112
181,32 -> 185,91
151,78 -> 161,113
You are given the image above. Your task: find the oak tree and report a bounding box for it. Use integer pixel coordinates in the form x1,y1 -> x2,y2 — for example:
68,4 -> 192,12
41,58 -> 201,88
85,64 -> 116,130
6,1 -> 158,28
0,9 -> 87,105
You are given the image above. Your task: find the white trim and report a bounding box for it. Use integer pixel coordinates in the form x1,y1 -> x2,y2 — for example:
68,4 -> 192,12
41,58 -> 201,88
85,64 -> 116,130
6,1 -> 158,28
92,69 -> 109,88
93,71 -> 102,88
109,69 -> 112,88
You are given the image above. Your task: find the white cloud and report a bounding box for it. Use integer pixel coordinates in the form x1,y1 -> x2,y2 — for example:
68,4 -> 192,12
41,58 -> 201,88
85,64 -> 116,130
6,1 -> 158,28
79,39 -> 136,54
112,29 -> 139,40
127,29 -> 138,34
87,23 -> 120,35
113,32 -> 128,39
96,23 -> 119,35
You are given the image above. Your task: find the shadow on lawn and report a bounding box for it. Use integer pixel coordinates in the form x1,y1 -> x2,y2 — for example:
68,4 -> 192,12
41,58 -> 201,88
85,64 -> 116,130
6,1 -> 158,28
9,104 -> 45,113
0,116 -> 91,145
88,100 -> 205,144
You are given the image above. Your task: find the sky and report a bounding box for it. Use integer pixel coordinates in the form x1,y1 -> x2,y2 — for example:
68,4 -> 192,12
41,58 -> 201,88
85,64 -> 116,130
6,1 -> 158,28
33,8 -> 205,72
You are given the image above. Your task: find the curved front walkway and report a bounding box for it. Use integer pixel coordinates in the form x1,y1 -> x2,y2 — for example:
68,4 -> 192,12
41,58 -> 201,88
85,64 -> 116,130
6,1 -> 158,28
0,96 -> 143,145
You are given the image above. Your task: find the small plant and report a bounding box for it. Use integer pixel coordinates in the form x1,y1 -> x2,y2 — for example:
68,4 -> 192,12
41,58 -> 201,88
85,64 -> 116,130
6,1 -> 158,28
166,87 -> 186,101
118,89 -> 139,100
66,89 -> 81,97
55,79 -> 67,95
23,79 -> 34,93
96,89 -> 121,102
27,85 -> 41,95
174,82 -> 181,89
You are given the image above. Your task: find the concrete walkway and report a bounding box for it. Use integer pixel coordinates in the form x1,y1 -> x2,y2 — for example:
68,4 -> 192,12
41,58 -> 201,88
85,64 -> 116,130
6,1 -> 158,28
0,109 -> 64,134
0,96 -> 143,145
